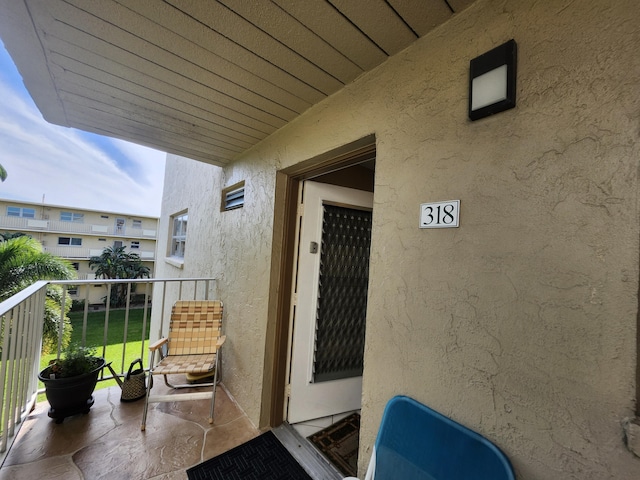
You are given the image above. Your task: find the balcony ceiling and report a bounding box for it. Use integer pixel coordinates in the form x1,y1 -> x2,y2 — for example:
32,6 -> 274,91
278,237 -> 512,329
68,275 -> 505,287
0,0 -> 474,166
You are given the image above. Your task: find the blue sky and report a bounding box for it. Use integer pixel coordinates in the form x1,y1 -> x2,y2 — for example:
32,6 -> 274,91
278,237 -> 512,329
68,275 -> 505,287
0,41 -> 166,217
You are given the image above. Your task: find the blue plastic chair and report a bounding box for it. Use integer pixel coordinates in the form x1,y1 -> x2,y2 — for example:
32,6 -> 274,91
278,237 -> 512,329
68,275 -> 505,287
348,396 -> 515,480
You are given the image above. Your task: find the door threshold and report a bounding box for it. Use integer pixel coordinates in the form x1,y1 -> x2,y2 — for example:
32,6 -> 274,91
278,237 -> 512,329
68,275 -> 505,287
289,410 -> 360,438
272,422 -> 343,480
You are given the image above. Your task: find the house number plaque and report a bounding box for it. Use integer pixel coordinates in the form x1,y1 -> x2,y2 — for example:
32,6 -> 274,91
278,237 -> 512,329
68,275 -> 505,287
420,200 -> 460,228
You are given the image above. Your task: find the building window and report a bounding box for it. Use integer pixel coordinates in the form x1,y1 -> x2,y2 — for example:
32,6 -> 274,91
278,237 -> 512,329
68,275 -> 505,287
58,237 -> 82,246
113,240 -> 123,249
131,241 -> 140,249
71,262 -> 80,270
115,218 -> 125,234
67,287 -> 78,295
60,212 -> 84,223
169,211 -> 188,259
132,219 -> 142,229
7,206 -> 35,218
222,181 -> 245,211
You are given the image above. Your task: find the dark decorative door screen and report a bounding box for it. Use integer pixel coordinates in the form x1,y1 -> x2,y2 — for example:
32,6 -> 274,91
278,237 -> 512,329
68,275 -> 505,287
313,204 -> 372,383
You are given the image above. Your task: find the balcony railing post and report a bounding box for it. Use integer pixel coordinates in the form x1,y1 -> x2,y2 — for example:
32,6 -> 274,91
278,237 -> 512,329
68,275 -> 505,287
56,287 -> 65,357
140,282 -> 150,361
121,282 -> 133,371
26,289 -> 45,410
101,284 -> 112,361
6,302 -> 22,438
158,282 -> 168,343
81,285 -> 90,346
0,308 -> 13,454
15,299 -> 30,435
0,281 -> 48,460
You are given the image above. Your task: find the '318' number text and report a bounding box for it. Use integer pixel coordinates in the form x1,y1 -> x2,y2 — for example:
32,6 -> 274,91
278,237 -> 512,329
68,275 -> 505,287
420,200 -> 460,228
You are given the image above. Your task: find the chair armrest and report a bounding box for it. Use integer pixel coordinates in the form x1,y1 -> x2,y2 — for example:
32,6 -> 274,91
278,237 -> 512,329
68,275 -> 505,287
216,335 -> 226,347
149,337 -> 168,351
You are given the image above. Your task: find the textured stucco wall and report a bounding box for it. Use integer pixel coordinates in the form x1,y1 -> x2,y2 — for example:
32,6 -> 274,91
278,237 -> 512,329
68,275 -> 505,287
156,0 -> 640,477
153,154 -> 276,424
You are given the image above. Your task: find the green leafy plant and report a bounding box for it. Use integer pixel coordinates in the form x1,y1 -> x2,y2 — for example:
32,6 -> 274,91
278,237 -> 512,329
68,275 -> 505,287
45,344 -> 102,379
41,285 -> 72,355
0,235 -> 76,354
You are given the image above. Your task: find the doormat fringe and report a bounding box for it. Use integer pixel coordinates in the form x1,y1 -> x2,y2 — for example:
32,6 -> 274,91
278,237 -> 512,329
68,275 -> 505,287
308,413 -> 360,477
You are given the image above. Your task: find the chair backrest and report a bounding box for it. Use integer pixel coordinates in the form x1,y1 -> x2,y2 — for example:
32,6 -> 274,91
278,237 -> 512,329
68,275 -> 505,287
372,396 -> 515,480
167,300 -> 223,355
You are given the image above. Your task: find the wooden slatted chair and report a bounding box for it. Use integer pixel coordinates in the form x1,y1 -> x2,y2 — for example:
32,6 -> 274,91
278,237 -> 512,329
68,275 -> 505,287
141,300 -> 225,431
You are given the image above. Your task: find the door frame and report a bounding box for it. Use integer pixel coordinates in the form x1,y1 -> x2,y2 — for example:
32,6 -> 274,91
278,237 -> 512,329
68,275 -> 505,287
260,135 -> 376,428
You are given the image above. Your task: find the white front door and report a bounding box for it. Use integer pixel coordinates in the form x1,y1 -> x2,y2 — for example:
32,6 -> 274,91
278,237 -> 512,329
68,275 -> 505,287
287,181 -> 374,424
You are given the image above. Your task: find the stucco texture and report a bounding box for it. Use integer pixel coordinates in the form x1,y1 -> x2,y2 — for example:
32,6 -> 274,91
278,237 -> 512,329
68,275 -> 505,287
156,0 -> 640,478
154,154 -> 276,425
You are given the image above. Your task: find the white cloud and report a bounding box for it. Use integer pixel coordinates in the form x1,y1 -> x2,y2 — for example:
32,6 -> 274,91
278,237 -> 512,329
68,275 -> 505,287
0,65 -> 165,217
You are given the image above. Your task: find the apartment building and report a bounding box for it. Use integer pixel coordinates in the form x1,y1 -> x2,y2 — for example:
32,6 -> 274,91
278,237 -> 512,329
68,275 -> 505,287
0,198 -> 158,305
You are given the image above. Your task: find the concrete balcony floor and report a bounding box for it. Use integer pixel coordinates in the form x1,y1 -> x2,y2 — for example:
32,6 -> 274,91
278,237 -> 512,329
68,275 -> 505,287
0,377 -> 260,479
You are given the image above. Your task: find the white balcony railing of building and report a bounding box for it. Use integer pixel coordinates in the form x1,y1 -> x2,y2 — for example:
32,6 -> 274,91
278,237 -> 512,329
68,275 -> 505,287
0,277 -> 217,466
43,246 -> 156,261
0,215 -> 157,239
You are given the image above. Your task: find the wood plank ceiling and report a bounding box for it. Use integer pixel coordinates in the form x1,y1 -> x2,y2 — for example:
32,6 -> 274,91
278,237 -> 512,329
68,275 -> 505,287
0,0 -> 474,166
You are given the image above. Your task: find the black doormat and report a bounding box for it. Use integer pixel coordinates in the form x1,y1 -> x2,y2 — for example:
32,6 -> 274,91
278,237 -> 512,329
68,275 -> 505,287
307,413 -> 360,477
186,430 -> 312,480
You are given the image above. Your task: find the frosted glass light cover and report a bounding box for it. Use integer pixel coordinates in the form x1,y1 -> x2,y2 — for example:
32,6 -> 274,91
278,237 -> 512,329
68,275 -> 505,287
468,40 -> 516,120
471,64 -> 508,111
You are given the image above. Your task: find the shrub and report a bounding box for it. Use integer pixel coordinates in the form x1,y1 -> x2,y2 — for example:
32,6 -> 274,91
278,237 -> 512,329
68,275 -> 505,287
45,344 -> 101,378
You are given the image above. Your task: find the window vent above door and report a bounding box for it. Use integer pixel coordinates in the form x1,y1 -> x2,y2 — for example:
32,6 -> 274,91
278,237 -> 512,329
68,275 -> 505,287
222,181 -> 245,211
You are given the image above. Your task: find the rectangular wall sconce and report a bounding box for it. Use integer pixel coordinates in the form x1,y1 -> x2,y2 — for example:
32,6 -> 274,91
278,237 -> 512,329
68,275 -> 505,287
468,39 -> 517,121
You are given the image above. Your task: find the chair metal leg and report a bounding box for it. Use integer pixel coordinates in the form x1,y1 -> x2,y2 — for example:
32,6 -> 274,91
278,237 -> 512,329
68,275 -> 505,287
163,374 -> 175,389
141,350 -> 156,431
209,352 -> 220,424
141,345 -> 222,428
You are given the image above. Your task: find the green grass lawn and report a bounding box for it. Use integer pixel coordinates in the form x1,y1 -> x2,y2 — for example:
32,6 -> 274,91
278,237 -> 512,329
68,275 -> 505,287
39,308 -> 151,401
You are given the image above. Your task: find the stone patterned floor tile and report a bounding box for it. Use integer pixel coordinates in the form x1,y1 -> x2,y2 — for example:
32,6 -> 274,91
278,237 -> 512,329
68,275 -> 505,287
146,470 -> 189,480
154,382 -> 246,428
73,410 -> 204,480
200,415 -> 261,461
0,455 -> 83,480
3,389 -> 119,466
0,382 -> 259,479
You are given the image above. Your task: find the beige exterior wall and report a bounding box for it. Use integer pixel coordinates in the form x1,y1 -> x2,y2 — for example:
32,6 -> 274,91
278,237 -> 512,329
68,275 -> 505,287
153,154 -> 274,418
154,1 -> 640,478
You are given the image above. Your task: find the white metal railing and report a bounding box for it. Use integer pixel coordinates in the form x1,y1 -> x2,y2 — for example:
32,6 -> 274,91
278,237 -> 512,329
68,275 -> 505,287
0,277 -> 216,466
42,246 -> 155,260
0,215 -> 157,239
0,281 -> 48,463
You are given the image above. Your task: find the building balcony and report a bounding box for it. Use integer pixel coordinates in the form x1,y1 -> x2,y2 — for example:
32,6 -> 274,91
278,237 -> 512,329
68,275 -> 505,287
0,215 -> 157,239
43,246 -> 155,261
0,278 -> 228,479
0,278 -> 339,479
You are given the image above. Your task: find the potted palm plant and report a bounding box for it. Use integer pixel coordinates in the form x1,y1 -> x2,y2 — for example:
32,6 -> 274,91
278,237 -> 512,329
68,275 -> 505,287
38,344 -> 106,423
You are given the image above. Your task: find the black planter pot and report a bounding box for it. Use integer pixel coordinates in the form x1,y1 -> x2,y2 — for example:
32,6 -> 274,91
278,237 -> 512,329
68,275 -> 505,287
38,357 -> 106,423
